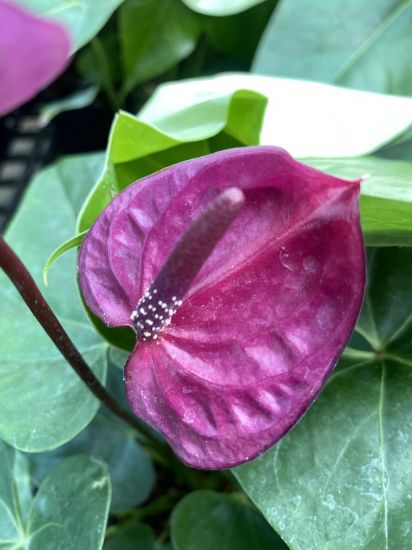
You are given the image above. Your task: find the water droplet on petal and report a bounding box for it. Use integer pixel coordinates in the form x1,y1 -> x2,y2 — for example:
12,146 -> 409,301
303,255 -> 319,273
279,248 -> 297,271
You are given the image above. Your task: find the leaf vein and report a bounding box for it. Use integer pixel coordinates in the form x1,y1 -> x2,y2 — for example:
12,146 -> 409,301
379,361 -> 389,548
333,0 -> 412,83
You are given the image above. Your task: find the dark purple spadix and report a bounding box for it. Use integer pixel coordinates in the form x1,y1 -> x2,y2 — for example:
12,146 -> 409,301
78,146 -> 365,469
131,188 -> 244,341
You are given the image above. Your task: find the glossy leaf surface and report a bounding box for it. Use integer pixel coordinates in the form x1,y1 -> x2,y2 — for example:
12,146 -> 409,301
235,247 -> 412,549
205,1 -> 277,65
79,146 -> 365,468
253,0 -> 412,96
0,153 -> 107,451
120,0 -> 200,94
143,73 -> 412,157
0,0 -> 70,116
30,416 -> 154,514
171,491 -> 287,549
0,439 -> 31,544
29,456 -> 110,550
0,440 -> 110,549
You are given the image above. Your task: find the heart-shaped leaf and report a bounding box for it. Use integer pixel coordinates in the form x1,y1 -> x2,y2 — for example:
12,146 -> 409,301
0,439 -> 110,549
235,246 -> 412,549
29,455 -> 110,550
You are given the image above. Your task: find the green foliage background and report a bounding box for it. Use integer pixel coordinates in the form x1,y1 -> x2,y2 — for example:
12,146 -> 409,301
2,0 -> 412,548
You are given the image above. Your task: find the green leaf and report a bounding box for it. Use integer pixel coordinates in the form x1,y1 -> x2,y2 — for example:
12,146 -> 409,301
14,0 -> 125,52
137,73 -> 412,157
253,0 -> 412,96
0,440 -> 110,549
171,490 -> 287,549
108,346 -> 129,370
0,153 -> 107,452
306,156 -> 412,246
181,0 -> 266,16
119,0 -> 200,95
0,440 -> 31,544
29,455 -> 110,550
138,86 -> 266,146
105,523 -> 156,550
56,152 -> 107,213
375,124 -> 412,161
378,138 -> 412,163
235,247 -> 412,549
42,152 -> 105,281
30,363 -> 155,513
205,1 -> 277,64
40,86 -> 99,125
43,230 -> 88,285
86,308 -> 136,351
76,33 -> 121,110
30,416 -> 155,513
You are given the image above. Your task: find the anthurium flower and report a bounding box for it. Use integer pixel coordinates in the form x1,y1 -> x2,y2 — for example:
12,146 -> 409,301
0,0 -> 70,116
79,146 -> 365,469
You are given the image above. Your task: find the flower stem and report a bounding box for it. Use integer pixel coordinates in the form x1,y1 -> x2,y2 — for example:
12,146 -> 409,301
0,235 -> 169,461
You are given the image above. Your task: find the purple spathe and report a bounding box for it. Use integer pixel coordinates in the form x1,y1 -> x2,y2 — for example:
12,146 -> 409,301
0,0 -> 70,116
79,146 -> 365,469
